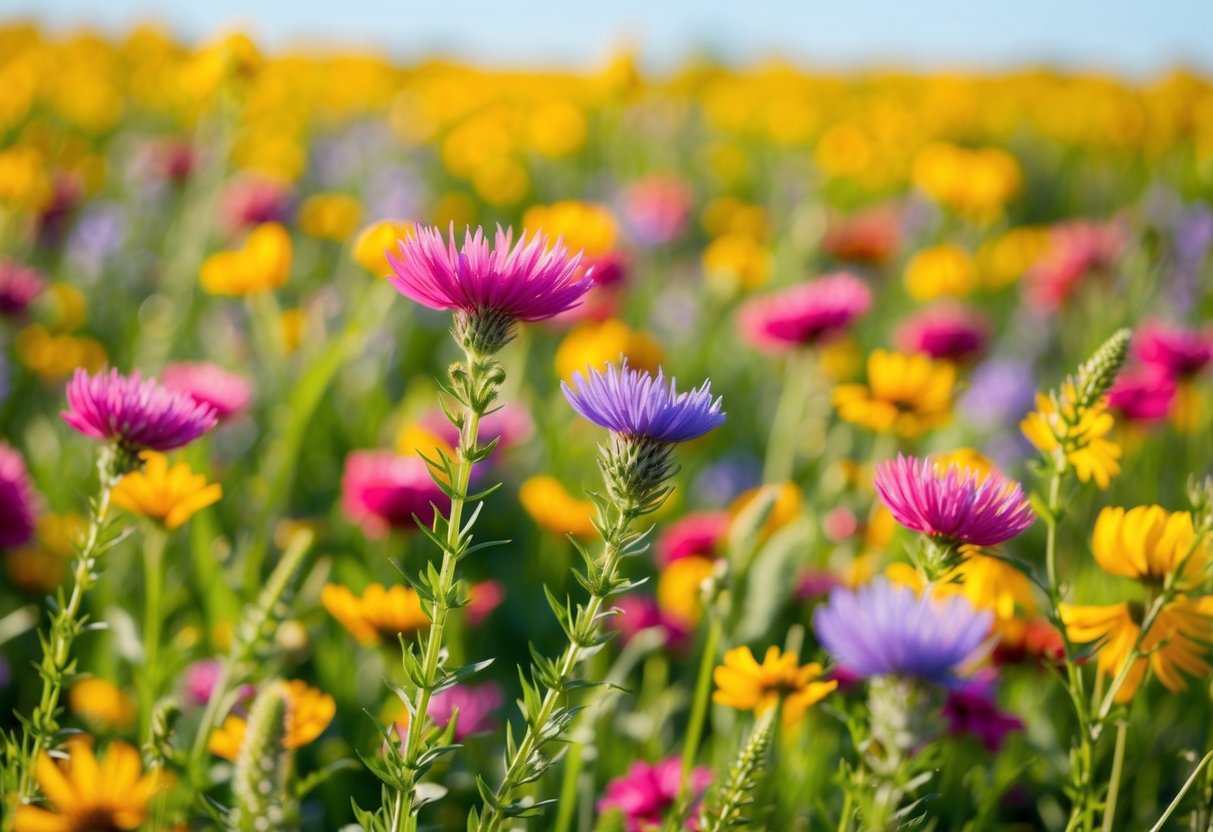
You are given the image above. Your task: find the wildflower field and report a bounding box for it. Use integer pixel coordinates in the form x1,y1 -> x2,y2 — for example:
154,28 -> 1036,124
3,21 -> 1213,832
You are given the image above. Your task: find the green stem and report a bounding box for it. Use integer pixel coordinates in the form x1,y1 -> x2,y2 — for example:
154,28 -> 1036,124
1148,749 -> 1213,832
674,614 -> 723,815
139,525 -> 169,745
1102,721 -> 1128,832
763,349 -> 814,483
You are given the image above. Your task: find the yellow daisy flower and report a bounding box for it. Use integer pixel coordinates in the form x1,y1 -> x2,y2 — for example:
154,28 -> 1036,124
1021,383 -> 1121,489
832,349 -> 955,438
208,680 -> 335,761
111,452 -> 221,530
353,219 -> 414,275
1091,505 -> 1207,587
200,222 -> 292,296
320,583 -> 430,646
712,646 -> 838,727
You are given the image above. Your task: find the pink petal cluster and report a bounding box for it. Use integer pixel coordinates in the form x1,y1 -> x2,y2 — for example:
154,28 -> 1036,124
1107,366 -> 1176,425
619,176 -> 694,247
0,260 -> 47,318
1135,321 -> 1213,379
340,450 -> 448,538
161,362 -> 253,421
427,682 -> 504,741
61,368 -> 219,452
737,272 -> 872,352
873,454 -> 1035,547
598,756 -> 712,832
895,302 -> 989,363
655,511 -> 729,568
820,206 -> 901,264
386,224 -> 591,322
610,594 -> 690,651
942,673 -> 1024,753
467,580 -> 504,627
0,442 -> 40,550
1026,219 -> 1124,312
219,175 -> 293,236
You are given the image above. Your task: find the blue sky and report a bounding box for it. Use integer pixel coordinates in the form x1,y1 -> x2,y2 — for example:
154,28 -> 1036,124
5,0 -> 1212,74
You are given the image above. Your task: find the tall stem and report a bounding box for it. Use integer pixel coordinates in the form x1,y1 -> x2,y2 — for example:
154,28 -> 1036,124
139,525 -> 169,744
763,349 -> 813,483
671,614 -> 722,823
1102,721 -> 1128,832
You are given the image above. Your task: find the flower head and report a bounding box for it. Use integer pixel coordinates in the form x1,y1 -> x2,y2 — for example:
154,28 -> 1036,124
1135,321 -> 1213,380
610,593 -> 690,651
70,677 -> 136,731
655,511 -> 729,568
1091,505 -> 1207,586
713,645 -> 837,726
519,475 -> 597,540
1021,383 -> 1121,489
737,272 -> 872,352
0,259 -> 46,318
200,222 -> 292,295
657,555 -> 717,627
0,442 -> 39,549
340,450 -> 449,538
320,583 -> 429,646
597,756 -> 712,832
562,362 -> 725,444
208,680 -> 334,760
832,349 -> 954,438
873,455 -> 1034,547
62,368 -> 218,452
161,362 -> 253,421
814,578 -> 993,686
1106,366 -> 1175,425
894,302 -> 989,364
353,219 -> 414,274
112,451 -> 222,529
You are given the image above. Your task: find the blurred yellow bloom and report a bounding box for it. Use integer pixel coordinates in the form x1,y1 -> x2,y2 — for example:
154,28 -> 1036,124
886,552 -> 1035,624
701,197 -> 769,241
912,142 -> 1020,220
931,448 -> 996,480
299,193 -> 362,241
527,99 -> 587,157
522,201 -> 617,257
1091,505 -> 1207,587
1021,384 -> 1121,489
977,226 -> 1050,290
320,583 -> 430,646
395,422 -> 454,462
5,513 -> 83,593
15,325 -> 107,382
702,233 -> 771,293
208,680 -> 335,760
353,219 -> 413,275
180,31 -> 263,99
657,555 -> 716,626
200,222 -> 291,295
519,475 -> 597,541
279,307 -> 305,353
70,677 -> 136,731
555,319 -> 663,382
713,646 -> 837,726
904,244 -> 977,301
0,146 -> 52,213
728,482 -> 803,541
833,349 -> 955,438
44,282 -> 90,332
472,157 -> 530,206
112,452 -> 221,529
431,192 -> 477,229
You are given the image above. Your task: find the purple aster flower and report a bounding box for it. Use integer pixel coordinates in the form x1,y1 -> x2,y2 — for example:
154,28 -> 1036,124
0,260 -> 47,319
427,682 -> 504,741
0,442 -> 40,550
562,362 -> 725,444
597,756 -> 712,832
814,578 -> 993,686
61,368 -> 219,452
941,672 -> 1024,752
874,455 -> 1035,547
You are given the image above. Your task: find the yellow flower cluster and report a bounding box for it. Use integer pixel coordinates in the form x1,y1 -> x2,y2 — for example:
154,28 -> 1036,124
713,646 -> 837,727
1021,382 -> 1121,489
112,452 -> 222,529
320,583 -> 430,646
833,349 -> 955,438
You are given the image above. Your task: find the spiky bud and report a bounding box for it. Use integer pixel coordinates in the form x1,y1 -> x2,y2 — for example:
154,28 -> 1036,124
700,707 -> 778,832
1073,328 -> 1131,410
231,681 -> 294,832
452,307 -> 516,356
598,435 -> 676,518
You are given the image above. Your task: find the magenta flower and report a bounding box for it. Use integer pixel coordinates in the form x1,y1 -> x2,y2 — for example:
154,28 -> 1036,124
941,673 -> 1023,753
219,175 -> 293,236
1107,366 -> 1176,425
62,368 -> 218,452
467,580 -> 504,627
894,302 -> 989,364
737,272 -> 872,352
428,682 -> 504,741
340,450 -> 448,538
874,455 -> 1035,547
182,659 -> 256,707
618,176 -> 693,247
562,362 -> 725,444
655,511 -> 728,568
1135,321 -> 1213,379
0,442 -> 39,550
386,224 -> 591,322
161,362 -> 253,422
1026,219 -> 1124,312
0,260 -> 47,318
610,594 -> 690,651
598,756 -> 712,832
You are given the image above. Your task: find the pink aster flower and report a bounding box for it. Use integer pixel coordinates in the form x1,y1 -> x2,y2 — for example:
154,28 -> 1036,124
655,511 -> 729,568
386,224 -> 591,323
62,368 -> 219,452
0,442 -> 40,550
340,450 -> 448,538
182,659 -> 256,708
1107,366 -> 1176,425
894,302 -> 989,364
610,594 -> 690,651
0,260 -> 47,318
161,362 -> 253,422
1135,321 -> 1213,379
873,455 -> 1035,547
427,682 -> 504,741
737,272 -> 872,353
598,756 -> 712,832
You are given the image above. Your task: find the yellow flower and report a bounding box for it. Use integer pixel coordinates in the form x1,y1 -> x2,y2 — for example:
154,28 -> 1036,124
1020,384 -> 1121,489
712,646 -> 838,726
911,143 -> 1021,221
179,31 -> 263,98
832,349 -> 955,438
1091,505 -> 1207,587
904,244 -> 976,301
522,201 -> 617,258
657,555 -> 717,626
13,737 -> 164,831
395,422 -> 454,462
702,233 -> 771,293
727,482 -> 804,542
70,678 -> 136,731
111,452 -> 221,530
527,99 -> 587,158
931,448 -> 997,480
320,583 -> 430,646
0,146 -> 53,214
520,475 -> 597,540
976,226 -> 1050,290
353,219 -> 413,275
208,680 -> 335,761
299,193 -> 362,241
555,319 -> 663,382
200,222 -> 292,296
1060,598 -> 1213,703
15,325 -> 107,382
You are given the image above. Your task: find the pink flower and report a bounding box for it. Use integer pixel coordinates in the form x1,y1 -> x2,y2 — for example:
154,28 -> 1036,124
655,512 -> 729,568
737,273 -> 871,353
1135,321 -> 1213,379
0,442 -> 39,550
619,176 -> 693,247
62,368 -> 218,452
182,659 -> 256,708
1026,220 -> 1124,312
598,756 -> 712,832
136,137 -> 196,186
340,451 -> 448,538
427,682 -> 504,741
386,225 -> 591,322
467,580 -> 504,627
610,594 -> 690,651
1107,366 -> 1176,425
942,673 -> 1023,752
161,362 -> 253,422
894,302 -> 989,364
219,176 -> 293,236
796,569 -> 843,601
874,455 -> 1035,547
0,260 -> 47,318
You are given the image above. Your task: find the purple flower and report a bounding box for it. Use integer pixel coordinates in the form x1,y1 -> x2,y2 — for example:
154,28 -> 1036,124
597,756 -> 712,832
161,362 -> 254,422
959,360 -> 1036,429
428,682 -> 504,741
61,368 -> 218,452
814,578 -> 992,686
874,455 -> 1034,547
386,224 -> 591,322
562,362 -> 725,443
941,673 -> 1023,753
0,442 -> 39,550
0,260 -> 46,318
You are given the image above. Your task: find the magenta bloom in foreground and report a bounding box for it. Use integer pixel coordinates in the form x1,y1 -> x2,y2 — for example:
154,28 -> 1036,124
427,682 -> 504,741
874,455 -> 1034,547
598,756 -> 712,832
814,578 -> 992,686
0,260 -> 47,318
895,302 -> 989,364
737,272 -> 872,352
386,224 -> 591,322
340,451 -> 448,538
562,362 -> 725,443
0,442 -> 39,549
62,368 -> 218,452
161,362 -> 253,421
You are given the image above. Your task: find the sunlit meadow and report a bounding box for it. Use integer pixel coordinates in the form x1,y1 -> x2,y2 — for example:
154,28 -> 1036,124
1,20 -> 1213,832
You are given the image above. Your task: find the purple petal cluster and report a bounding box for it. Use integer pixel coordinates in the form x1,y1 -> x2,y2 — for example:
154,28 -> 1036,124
562,362 -> 725,443
0,442 -> 39,549
61,368 -> 218,452
814,578 -> 992,686
386,224 -> 591,322
874,454 -> 1035,547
